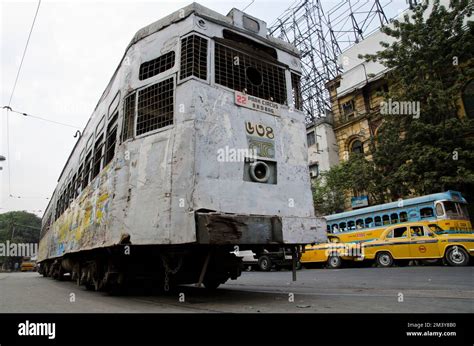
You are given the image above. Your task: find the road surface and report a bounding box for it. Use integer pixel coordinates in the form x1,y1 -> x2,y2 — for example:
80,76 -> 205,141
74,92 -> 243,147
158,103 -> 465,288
0,266 -> 472,313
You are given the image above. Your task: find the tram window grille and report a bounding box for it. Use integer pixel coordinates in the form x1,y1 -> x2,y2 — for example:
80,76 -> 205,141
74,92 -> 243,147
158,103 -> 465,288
76,164 -> 83,196
180,35 -> 208,80
214,43 -> 287,105
139,51 -> 175,80
104,112 -> 118,166
122,92 -> 136,141
71,174 -> 77,199
136,77 -> 174,136
67,181 -> 73,207
291,73 -> 302,110
92,134 -> 104,179
82,150 -> 93,189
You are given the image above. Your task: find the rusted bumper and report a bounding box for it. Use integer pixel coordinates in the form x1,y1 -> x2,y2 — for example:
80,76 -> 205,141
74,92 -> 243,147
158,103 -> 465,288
196,212 -> 326,245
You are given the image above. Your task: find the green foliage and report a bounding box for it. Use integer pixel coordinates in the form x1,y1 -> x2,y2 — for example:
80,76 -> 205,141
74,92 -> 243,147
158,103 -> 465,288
0,211 -> 41,268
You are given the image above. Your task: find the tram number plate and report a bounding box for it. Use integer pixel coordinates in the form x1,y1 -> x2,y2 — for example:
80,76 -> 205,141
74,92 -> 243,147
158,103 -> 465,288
234,91 -> 280,116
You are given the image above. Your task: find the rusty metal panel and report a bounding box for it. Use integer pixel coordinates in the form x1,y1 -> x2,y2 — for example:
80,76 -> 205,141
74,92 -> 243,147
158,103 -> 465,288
196,212 -> 283,244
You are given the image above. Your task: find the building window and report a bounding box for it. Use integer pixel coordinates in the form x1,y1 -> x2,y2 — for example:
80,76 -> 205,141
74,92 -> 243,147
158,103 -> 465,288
122,92 -> 136,142
136,77 -> 174,136
462,79 -> 474,118
307,131 -> 316,147
351,140 -> 364,154
214,41 -> 287,105
342,99 -> 354,117
309,163 -> 319,178
180,35 -> 208,80
139,51 -> 175,80
291,73 -> 303,110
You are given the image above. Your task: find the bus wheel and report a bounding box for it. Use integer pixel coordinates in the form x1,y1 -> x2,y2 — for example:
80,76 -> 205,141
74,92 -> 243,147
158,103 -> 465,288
376,252 -> 393,267
445,247 -> 469,266
327,255 -> 342,269
258,256 -> 272,271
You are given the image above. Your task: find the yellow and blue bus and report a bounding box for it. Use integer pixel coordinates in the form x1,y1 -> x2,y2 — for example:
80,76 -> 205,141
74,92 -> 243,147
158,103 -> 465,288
326,191 -> 472,243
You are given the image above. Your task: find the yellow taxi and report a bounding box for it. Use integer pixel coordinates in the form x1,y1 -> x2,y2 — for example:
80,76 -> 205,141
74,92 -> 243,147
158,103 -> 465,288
361,222 -> 474,267
300,235 -> 363,269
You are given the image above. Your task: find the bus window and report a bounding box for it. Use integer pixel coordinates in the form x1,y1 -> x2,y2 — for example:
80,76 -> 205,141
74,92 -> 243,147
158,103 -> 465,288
339,222 -> 347,232
374,216 -> 382,226
400,212 -> 408,222
332,224 -> 340,233
420,207 -> 434,219
356,219 -> 364,229
347,220 -> 355,230
382,215 -> 390,225
459,204 -> 470,219
390,213 -> 398,224
364,217 -> 373,228
443,201 -> 460,218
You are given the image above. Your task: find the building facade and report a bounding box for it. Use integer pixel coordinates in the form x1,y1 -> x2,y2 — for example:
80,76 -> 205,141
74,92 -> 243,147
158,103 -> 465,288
306,116 -> 339,180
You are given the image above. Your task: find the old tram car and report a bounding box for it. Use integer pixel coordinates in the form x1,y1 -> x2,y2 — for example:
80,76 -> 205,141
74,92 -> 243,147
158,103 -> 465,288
38,3 -> 326,291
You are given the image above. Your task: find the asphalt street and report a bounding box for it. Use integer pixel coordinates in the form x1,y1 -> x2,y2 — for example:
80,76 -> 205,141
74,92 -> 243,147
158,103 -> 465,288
0,266 -> 472,313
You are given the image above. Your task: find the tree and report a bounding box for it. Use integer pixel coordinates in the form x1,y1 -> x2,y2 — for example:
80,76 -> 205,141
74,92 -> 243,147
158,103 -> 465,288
361,0 -> 474,201
0,211 -> 41,270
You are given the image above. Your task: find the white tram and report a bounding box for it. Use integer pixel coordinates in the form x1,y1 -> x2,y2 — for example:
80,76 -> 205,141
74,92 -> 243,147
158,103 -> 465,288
38,3 -> 326,291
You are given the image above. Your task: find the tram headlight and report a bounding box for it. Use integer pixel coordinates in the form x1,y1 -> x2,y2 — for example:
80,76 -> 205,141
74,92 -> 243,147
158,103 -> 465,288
249,161 -> 270,183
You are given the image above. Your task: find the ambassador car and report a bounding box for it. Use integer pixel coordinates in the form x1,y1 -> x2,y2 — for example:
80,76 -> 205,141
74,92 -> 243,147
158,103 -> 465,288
362,222 -> 473,267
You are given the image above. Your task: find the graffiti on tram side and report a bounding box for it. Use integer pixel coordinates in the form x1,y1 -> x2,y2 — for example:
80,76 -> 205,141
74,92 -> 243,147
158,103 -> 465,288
40,165 -> 114,259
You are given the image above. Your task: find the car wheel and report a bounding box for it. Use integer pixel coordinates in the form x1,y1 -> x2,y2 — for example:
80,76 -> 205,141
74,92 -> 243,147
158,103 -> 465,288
445,247 -> 469,266
327,255 -> 342,269
258,255 -> 272,271
376,252 -> 393,267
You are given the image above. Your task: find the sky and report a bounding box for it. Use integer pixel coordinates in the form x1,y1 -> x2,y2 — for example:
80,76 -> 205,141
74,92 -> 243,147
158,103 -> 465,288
0,0 -> 406,217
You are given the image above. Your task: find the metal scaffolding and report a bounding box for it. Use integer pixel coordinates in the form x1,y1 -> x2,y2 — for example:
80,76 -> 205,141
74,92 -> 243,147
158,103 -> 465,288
269,0 -> 392,122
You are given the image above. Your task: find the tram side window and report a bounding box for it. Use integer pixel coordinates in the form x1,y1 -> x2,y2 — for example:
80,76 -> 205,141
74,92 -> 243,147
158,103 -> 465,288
420,207 -> 434,219
390,213 -> 399,224
104,113 -> 118,166
122,92 -> 136,142
400,211 -> 408,222
92,133 -> 104,180
76,164 -> 83,196
365,217 -> 373,228
180,35 -> 208,80
136,77 -> 174,136
382,214 -> 390,225
374,216 -> 382,226
82,150 -> 93,188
